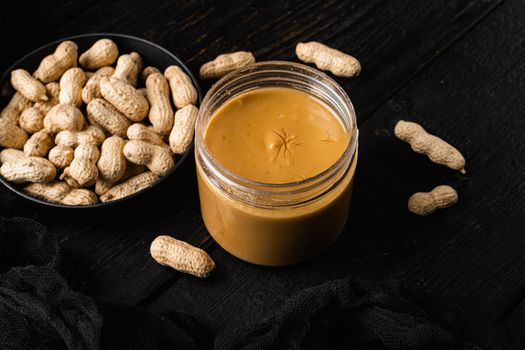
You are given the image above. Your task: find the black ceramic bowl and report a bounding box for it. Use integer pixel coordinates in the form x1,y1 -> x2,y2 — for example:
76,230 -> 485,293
0,33 -> 201,209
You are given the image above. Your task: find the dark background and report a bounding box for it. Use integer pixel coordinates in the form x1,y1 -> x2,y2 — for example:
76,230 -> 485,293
1,0 -> 524,345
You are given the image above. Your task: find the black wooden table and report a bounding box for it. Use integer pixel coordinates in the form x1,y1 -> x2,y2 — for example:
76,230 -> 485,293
1,0 -> 524,345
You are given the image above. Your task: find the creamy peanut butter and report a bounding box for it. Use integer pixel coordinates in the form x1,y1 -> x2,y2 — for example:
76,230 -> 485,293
196,86 -> 357,266
204,87 -> 349,183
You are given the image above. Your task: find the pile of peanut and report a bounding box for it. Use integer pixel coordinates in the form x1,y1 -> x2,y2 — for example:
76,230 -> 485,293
0,38 -> 199,205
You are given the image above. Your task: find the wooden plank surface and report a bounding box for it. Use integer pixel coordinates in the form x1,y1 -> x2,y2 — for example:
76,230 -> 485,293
1,0 -> 502,121
1,0 -> 521,337
144,0 -> 525,336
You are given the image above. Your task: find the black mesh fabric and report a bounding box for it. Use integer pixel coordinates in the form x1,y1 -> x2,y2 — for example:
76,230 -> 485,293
215,279 -> 516,350
0,217 -> 517,349
0,217 -> 101,350
0,217 -> 201,350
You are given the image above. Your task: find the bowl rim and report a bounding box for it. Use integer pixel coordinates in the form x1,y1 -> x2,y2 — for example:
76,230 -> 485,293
0,33 -> 202,209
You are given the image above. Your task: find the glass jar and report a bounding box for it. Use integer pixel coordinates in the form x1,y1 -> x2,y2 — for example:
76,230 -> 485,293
195,61 -> 358,266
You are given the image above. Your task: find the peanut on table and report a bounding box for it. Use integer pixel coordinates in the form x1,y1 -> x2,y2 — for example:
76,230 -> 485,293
295,41 -> 361,78
394,120 -> 466,216
408,185 -> 458,216
0,38 -> 199,205
150,235 -> 216,278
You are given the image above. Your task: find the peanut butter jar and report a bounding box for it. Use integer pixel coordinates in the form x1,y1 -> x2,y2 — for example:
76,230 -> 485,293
195,61 -> 358,266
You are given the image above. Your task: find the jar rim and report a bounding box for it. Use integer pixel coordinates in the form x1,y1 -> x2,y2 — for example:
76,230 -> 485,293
195,60 -> 359,199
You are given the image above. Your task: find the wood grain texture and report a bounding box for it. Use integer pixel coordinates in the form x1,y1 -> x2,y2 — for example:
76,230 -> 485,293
144,0 -> 525,335
2,0 -> 524,340
1,0 -> 502,121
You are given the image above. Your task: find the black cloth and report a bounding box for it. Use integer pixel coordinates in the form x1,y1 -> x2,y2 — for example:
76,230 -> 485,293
0,217 -> 101,350
0,217 -> 518,349
0,217 -> 201,350
215,279 -> 515,350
